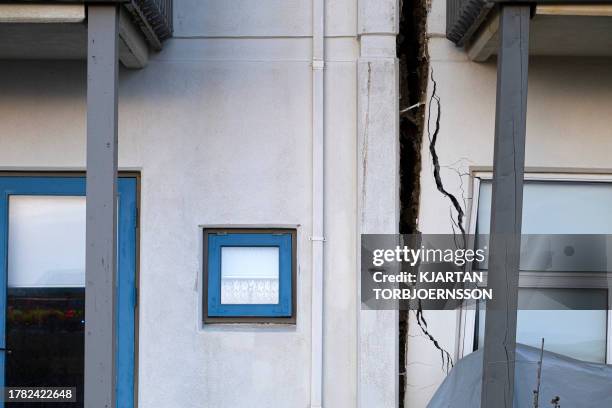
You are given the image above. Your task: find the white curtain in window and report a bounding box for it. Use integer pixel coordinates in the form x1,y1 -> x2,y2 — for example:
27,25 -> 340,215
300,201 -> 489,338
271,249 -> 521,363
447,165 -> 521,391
220,246 -> 280,304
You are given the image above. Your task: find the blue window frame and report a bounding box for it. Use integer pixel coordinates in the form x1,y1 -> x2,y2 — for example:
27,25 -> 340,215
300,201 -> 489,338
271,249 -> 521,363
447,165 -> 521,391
0,175 -> 137,408
204,229 -> 296,322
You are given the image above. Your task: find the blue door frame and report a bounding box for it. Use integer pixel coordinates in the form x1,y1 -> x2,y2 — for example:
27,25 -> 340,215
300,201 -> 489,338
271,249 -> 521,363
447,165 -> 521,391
0,176 -> 137,407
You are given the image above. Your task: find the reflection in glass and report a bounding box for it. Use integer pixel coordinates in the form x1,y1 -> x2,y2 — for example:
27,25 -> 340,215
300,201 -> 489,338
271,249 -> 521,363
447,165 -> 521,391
5,288 -> 85,407
477,180 -> 612,235
220,246 -> 280,304
476,288 -> 608,363
6,195 -> 86,407
476,181 -> 612,272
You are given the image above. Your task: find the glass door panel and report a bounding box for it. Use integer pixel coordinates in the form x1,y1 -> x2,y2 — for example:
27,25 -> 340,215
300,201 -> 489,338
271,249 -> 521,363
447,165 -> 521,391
6,196 -> 86,406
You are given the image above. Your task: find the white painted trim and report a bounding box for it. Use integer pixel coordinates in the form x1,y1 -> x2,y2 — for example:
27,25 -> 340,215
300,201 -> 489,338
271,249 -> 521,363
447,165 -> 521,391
474,170 -> 612,183
0,4 -> 85,23
456,176 -> 480,358
467,177 -> 481,236
474,271 -> 612,289
458,301 -> 477,359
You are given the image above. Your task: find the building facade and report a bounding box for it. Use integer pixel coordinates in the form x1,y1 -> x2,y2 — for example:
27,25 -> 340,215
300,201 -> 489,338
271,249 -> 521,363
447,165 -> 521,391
406,0 -> 612,406
0,0 -> 400,407
2,0 -> 609,407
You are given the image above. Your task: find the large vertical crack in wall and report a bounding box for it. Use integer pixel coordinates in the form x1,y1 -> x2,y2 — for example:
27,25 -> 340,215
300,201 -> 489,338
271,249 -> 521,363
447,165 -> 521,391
398,0 -> 429,236
397,0 -> 430,405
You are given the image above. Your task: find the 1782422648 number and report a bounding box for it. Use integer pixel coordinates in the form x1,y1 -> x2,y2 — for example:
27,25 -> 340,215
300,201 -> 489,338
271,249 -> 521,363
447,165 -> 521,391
4,387 -> 76,402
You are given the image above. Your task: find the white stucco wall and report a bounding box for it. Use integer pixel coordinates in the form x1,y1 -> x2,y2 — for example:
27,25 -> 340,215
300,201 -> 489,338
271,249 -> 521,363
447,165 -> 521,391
405,1 -> 612,406
0,0 -> 402,407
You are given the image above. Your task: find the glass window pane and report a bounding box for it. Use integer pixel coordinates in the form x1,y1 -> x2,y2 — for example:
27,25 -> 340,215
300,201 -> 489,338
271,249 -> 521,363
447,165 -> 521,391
6,195 -> 87,406
477,288 -> 607,363
220,246 -> 280,304
477,181 -> 612,234
8,195 -> 86,288
476,181 -> 612,272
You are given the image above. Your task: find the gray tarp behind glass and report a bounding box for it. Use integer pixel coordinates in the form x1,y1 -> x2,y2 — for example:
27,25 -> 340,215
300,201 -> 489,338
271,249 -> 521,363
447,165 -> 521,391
428,343 -> 612,408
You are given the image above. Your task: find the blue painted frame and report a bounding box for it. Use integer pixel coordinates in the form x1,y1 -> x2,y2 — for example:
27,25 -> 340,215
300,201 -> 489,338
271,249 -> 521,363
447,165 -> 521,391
0,176 -> 137,408
207,233 -> 293,317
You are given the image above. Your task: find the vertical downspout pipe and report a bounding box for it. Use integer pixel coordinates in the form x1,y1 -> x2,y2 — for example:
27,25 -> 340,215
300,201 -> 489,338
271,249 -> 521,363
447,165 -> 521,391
311,0 -> 325,405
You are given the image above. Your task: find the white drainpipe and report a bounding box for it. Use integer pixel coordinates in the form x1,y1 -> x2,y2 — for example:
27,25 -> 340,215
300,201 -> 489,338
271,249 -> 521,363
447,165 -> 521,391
310,0 -> 325,405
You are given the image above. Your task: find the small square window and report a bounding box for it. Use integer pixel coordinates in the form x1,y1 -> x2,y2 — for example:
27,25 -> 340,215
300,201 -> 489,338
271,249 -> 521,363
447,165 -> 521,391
203,229 -> 296,323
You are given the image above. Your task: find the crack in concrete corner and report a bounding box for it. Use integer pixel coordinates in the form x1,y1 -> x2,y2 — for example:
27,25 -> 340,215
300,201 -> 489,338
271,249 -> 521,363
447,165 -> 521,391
361,62 -> 372,227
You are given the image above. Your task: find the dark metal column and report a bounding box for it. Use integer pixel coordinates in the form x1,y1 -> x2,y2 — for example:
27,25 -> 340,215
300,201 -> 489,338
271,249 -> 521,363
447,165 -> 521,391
85,5 -> 119,408
480,4 -> 530,408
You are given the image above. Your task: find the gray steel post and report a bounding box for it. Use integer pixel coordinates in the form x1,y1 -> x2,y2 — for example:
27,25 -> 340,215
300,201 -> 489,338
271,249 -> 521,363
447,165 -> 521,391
85,5 -> 119,408
480,4 -> 530,408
